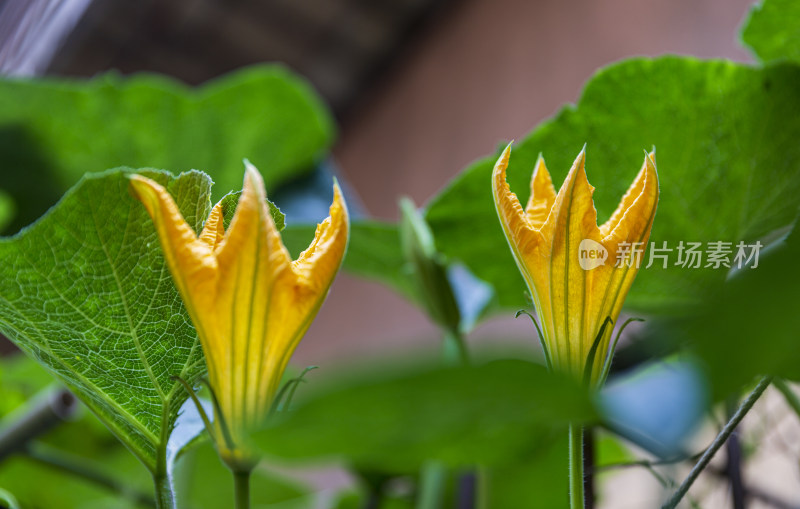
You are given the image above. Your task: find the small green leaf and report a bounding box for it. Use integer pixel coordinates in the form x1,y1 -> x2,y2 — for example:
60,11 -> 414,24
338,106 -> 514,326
741,0 -> 800,64
252,359 -> 596,470
0,169 -> 212,472
399,197 -> 461,332
216,190 -> 285,231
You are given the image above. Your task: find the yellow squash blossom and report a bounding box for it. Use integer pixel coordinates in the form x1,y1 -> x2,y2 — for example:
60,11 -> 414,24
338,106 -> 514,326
492,145 -> 658,386
129,163 -> 349,467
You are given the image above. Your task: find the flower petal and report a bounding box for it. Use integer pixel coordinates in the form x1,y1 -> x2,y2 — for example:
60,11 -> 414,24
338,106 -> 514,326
525,155 -> 557,230
258,180 -> 350,410
544,149 -> 603,375
492,144 -> 545,269
599,151 -> 657,240
213,162 -> 293,432
128,174 -> 218,327
199,200 -> 225,249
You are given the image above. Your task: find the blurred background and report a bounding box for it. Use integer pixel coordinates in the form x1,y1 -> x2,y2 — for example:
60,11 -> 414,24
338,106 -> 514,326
0,0 -> 755,362
4,1 -> 795,508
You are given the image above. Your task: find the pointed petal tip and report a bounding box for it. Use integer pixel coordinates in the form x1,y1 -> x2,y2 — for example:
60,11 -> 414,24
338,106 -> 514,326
330,178 -> 349,224
128,174 -> 169,214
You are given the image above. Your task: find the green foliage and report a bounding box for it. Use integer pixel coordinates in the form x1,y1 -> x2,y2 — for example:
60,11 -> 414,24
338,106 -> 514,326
399,198 -> 461,333
0,356 -> 152,509
216,189 -> 285,231
484,436 -> 568,509
0,65 -> 333,233
742,0 -> 800,63
680,217 -> 800,397
426,57 -> 800,313
252,360 -> 596,471
0,169 -> 214,472
174,442 -> 310,509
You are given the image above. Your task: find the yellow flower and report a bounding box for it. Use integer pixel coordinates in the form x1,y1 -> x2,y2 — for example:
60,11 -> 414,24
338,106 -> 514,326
129,162 -> 349,467
492,145 -> 658,386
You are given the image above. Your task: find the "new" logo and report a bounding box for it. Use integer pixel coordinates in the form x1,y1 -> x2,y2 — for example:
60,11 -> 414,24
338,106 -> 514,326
578,239 -> 608,270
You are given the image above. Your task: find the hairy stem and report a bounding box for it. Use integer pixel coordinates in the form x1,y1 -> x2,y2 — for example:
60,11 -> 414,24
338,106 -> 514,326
661,376 -> 772,509
582,428 -> 595,509
152,472 -> 175,509
569,424 -> 585,509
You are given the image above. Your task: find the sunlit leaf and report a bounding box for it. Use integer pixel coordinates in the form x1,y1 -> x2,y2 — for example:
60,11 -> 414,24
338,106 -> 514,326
0,169 -> 215,472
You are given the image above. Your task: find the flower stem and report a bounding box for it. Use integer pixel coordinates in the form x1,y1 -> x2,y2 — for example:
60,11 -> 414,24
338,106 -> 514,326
569,424 -> 585,509
152,472 -> 175,509
234,470 -> 251,509
661,376 -> 772,509
416,461 -> 446,509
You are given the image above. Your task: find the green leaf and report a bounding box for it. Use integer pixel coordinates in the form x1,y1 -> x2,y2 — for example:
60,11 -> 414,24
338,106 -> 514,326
484,435 -> 569,509
174,442 -> 310,509
216,189 -> 285,231
0,169 -> 213,472
741,0 -> 800,64
399,198 -> 461,332
0,357 -> 153,509
252,359 -> 596,471
426,57 -> 800,312
678,217 -> 800,397
0,65 -> 333,233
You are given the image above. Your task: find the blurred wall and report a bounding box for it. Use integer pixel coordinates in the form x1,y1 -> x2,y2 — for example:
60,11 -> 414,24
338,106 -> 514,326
294,0 -> 755,366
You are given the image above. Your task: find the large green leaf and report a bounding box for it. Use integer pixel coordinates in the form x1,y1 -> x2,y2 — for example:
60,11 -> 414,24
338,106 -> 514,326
742,0 -> 800,64
0,169 -> 214,472
0,65 -> 334,233
174,442 -> 310,509
673,216 -> 800,397
252,360 -> 596,471
426,57 -> 800,312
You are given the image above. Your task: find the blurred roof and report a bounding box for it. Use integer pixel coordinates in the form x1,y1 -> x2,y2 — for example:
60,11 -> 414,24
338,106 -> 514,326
0,0 -> 454,116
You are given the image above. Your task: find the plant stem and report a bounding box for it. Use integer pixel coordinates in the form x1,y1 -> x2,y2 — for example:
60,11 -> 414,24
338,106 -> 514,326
724,397 -> 745,509
234,470 -> 251,509
661,376 -> 772,509
25,444 -> 155,508
569,424 -> 585,509
443,328 -> 469,366
153,407 -> 175,509
417,462 -> 446,509
582,428 -> 594,509
152,472 -> 175,509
